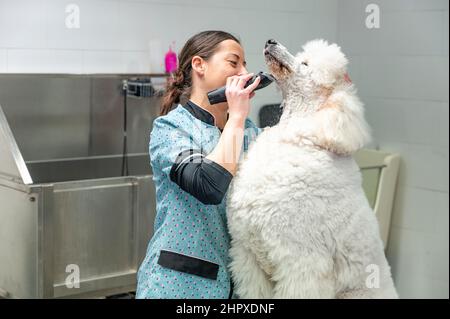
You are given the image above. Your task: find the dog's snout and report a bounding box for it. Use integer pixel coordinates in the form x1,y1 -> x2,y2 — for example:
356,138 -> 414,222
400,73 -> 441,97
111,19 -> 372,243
265,39 -> 278,48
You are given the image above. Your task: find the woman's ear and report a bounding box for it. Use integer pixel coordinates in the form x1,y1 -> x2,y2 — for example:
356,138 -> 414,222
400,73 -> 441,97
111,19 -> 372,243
191,56 -> 206,75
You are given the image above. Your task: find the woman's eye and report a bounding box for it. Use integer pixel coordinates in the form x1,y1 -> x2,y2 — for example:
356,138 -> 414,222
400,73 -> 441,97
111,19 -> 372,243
229,60 -> 238,66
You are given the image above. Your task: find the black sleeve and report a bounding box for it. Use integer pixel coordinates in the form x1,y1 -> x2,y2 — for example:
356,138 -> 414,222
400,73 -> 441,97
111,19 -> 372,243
169,149 -> 233,205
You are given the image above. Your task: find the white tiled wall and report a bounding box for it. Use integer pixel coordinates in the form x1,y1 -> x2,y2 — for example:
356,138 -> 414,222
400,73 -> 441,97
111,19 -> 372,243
337,0 -> 449,298
0,0 -> 338,121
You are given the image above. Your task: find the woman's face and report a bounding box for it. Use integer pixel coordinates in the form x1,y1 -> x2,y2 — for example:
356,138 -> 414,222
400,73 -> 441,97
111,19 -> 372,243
199,39 -> 249,92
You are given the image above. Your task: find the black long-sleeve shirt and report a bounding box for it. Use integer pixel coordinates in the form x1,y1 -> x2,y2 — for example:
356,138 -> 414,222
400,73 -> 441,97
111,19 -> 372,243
169,100 -> 233,205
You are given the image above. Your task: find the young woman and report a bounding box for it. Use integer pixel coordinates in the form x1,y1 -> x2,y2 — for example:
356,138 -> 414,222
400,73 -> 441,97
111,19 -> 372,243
136,30 -> 262,299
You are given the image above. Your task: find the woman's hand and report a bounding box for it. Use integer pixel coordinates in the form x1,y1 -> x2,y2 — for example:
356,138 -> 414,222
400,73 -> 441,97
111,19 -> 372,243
206,73 -> 261,176
225,73 -> 261,122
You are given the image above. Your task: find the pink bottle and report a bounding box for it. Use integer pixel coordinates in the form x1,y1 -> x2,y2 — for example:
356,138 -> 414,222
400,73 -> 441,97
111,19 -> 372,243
165,42 -> 178,74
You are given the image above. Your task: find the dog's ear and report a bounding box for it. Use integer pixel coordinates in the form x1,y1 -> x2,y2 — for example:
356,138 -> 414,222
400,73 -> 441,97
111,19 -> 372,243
312,91 -> 372,155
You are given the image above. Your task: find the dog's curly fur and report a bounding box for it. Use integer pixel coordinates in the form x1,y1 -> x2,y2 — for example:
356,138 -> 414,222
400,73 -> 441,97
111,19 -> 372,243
226,39 -> 398,299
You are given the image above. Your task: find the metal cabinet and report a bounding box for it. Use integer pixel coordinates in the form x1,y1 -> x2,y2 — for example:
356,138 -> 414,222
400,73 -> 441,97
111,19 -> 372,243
0,74 -> 163,298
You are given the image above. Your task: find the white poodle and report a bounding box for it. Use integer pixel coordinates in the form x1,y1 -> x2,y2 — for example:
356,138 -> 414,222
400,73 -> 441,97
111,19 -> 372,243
226,39 -> 398,299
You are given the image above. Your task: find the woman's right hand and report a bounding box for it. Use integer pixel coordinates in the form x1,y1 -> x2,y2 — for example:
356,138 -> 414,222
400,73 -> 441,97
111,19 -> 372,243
225,73 -> 261,122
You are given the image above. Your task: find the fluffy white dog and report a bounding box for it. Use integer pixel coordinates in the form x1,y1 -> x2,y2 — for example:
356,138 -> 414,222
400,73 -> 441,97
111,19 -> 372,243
226,39 -> 398,299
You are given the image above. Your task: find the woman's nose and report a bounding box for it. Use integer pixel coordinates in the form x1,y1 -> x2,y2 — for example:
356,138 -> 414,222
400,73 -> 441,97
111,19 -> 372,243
239,66 -> 249,75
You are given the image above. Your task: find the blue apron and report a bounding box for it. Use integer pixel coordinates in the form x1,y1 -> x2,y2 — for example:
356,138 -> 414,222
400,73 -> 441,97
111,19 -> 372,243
136,104 -> 261,299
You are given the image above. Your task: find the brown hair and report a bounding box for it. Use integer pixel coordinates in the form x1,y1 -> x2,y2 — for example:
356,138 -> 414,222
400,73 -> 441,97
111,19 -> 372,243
160,30 -> 241,116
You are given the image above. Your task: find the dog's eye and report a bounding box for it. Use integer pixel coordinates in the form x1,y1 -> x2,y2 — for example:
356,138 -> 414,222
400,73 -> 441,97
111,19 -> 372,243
301,61 -> 308,66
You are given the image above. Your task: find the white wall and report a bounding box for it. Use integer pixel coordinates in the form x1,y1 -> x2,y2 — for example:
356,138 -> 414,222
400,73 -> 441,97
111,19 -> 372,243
0,0 -> 338,122
337,0 -> 449,298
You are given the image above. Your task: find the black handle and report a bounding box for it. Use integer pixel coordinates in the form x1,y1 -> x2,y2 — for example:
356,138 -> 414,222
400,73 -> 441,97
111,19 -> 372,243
207,71 -> 275,105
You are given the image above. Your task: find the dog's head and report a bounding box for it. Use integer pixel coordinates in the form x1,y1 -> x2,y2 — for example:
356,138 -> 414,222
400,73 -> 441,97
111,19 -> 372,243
264,39 -> 348,99
264,39 -> 371,155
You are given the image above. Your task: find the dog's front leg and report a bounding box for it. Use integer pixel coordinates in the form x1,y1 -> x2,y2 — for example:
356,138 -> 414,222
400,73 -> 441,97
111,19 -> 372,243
229,242 -> 274,299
